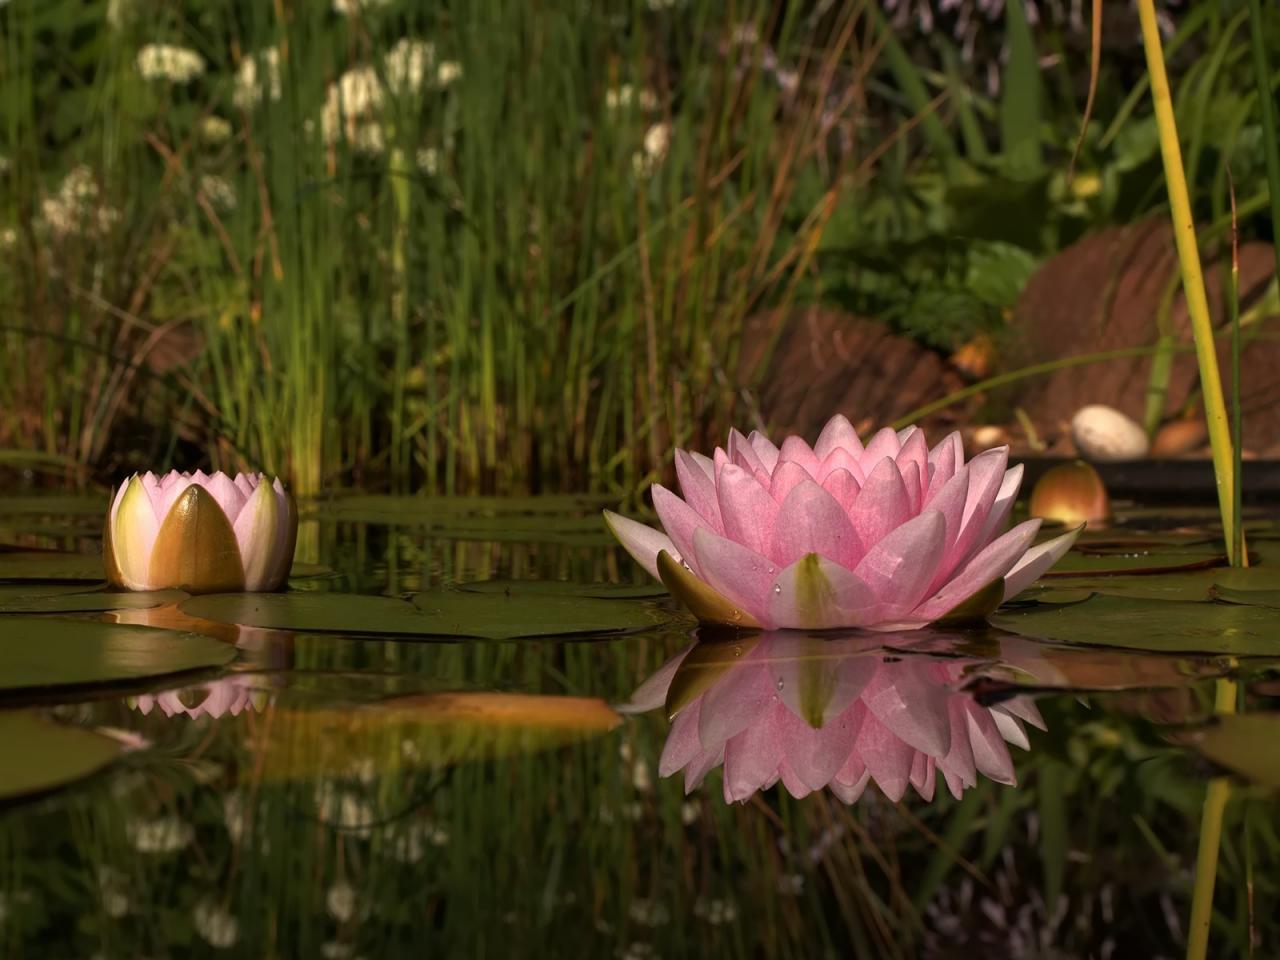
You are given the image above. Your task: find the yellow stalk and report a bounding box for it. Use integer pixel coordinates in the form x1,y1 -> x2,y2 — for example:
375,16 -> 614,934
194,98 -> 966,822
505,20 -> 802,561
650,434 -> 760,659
1186,675 -> 1237,960
1135,0 -> 1241,565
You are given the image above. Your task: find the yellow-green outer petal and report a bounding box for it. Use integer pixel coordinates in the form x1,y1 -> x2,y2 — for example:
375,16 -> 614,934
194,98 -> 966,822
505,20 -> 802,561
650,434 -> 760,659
792,553 -> 839,628
267,491 -> 298,590
103,508 -> 125,589
239,481 -> 280,590
664,636 -> 762,720
656,550 -> 761,629
112,476 -> 157,590
936,578 -> 1006,625
149,485 -> 246,593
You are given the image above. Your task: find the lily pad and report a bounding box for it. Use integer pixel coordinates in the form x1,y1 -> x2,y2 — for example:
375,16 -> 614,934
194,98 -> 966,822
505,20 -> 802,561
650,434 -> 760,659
990,594 -> 1280,656
456,579 -> 667,600
0,495 -> 106,517
0,551 -> 105,582
1190,713 -> 1280,789
0,618 -> 236,694
0,586 -> 186,614
0,711 -> 123,800
180,589 -> 666,640
1044,549 -> 1228,577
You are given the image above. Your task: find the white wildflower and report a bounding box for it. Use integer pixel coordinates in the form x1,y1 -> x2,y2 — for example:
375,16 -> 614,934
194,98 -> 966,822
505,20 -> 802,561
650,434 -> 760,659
320,944 -> 355,960
645,0 -> 685,8
632,122 -> 672,177
325,882 -> 359,923
233,48 -> 282,109
605,84 -> 657,112
320,66 -> 383,145
0,227 -> 16,251
384,38 -> 434,95
0,154 -> 10,175
631,758 -> 652,792
98,867 -> 130,918
680,800 -> 699,825
42,165 -> 118,236
136,44 -> 206,84
199,174 -> 237,212
223,793 -> 247,845
628,899 -> 670,928
193,900 -> 239,949
332,0 -> 393,15
127,816 -> 193,854
315,783 -> 376,836
435,61 -> 462,87
416,147 -> 440,175
350,123 -> 385,154
693,897 -> 738,925
197,115 -> 232,144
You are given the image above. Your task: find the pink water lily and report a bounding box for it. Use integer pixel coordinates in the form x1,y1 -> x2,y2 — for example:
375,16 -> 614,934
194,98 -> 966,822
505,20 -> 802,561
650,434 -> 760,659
106,470 -> 297,593
131,675 -> 266,721
604,417 -> 1079,630
620,634 -> 1043,804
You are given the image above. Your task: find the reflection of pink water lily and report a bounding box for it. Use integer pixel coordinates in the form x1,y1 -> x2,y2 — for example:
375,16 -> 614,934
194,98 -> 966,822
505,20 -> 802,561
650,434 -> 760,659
106,470 -> 297,593
131,675 -> 265,720
622,635 -> 1043,804
605,417 -> 1078,629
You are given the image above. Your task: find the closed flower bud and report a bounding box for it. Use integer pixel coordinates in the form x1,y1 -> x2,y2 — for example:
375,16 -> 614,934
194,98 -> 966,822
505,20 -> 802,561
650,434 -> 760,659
105,471 -> 297,593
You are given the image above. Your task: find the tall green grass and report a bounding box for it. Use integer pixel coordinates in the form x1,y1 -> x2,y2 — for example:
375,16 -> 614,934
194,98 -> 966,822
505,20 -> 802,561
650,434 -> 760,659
1,0 -> 868,497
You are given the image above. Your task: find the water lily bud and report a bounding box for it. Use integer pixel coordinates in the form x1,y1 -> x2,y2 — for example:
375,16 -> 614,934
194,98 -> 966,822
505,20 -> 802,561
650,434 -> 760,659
105,471 -> 297,593
1029,460 -> 1111,527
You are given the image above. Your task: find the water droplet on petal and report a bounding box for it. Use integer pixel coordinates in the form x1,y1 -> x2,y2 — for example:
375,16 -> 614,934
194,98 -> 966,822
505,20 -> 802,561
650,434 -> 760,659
773,584 -> 782,594
775,679 -> 784,691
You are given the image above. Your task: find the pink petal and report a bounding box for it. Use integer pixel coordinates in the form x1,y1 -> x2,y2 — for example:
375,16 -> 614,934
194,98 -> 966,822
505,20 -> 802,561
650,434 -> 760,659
659,702 -> 704,777
603,510 -> 680,580
942,447 -> 1009,575
770,480 -> 863,568
768,554 -> 878,629
699,661 -> 776,749
829,769 -> 871,804
776,704 -> 860,791
748,431 -> 780,473
850,457 -> 910,551
814,414 -> 864,461
1001,525 -> 1083,600
617,644 -> 693,714
722,705 -> 784,803
910,754 -> 937,801
684,742 -> 726,793
652,484 -> 710,575
861,660 -> 952,756
925,431 -> 964,504
995,697 -> 1047,731
728,428 -> 765,474
852,511 -> 946,621
992,710 -> 1030,750
856,712 -> 915,802
769,460 -> 811,505
973,464 -> 1024,547
675,449 -> 724,531
911,519 -> 1041,621
964,702 -> 1016,784
777,435 -> 820,477
717,464 -> 780,557
692,527 -> 777,623
821,468 -> 861,515
895,428 -> 929,509
816,446 -> 865,485
860,426 -> 901,472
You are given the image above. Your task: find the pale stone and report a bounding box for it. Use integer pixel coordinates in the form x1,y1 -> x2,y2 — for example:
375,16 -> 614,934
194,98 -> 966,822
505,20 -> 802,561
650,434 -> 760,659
1070,405 -> 1149,461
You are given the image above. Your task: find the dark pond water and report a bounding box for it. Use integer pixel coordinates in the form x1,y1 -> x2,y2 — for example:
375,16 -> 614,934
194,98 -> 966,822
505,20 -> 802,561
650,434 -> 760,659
1,494 -> 1279,959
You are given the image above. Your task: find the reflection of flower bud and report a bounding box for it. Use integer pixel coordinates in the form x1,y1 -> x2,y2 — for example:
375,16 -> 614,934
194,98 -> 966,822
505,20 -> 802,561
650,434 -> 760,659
105,470 -> 297,593
625,633 -> 1043,805
1029,460 -> 1111,527
131,675 -> 266,720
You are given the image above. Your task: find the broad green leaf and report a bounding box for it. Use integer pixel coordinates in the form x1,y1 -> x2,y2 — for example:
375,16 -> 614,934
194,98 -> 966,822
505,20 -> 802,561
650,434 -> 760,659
0,618 -> 235,693
0,585 -> 186,613
456,579 -> 666,599
0,711 -> 123,800
0,551 -> 105,581
990,594 -> 1280,655
181,589 -> 667,640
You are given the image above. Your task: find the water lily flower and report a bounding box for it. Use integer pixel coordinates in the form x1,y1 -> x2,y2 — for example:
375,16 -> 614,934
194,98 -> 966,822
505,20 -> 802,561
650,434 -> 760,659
620,633 -> 1043,804
130,675 -> 266,720
604,417 -> 1079,630
105,470 -> 296,593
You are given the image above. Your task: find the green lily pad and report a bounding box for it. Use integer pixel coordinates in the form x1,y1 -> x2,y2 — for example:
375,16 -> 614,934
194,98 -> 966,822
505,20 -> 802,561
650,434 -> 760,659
1191,713 -> 1280,789
0,711 -> 124,800
1208,585 -> 1280,609
990,594 -> 1280,656
0,618 -> 236,694
456,579 -> 667,600
1044,548 -> 1228,577
0,585 -> 186,614
180,589 -> 666,640
0,551 -> 105,582
0,495 -> 106,516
